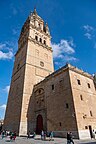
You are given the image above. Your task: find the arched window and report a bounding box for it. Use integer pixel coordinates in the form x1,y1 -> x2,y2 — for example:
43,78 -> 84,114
44,40 -> 46,45
90,111 -> 93,117
38,23 -> 41,28
40,38 -> 42,43
17,63 -> 20,70
35,36 -> 38,41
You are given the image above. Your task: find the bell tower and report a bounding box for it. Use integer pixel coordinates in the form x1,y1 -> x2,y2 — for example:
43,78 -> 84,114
4,9 -> 54,135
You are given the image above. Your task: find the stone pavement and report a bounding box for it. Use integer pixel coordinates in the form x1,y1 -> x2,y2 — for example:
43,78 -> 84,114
0,136 -> 96,144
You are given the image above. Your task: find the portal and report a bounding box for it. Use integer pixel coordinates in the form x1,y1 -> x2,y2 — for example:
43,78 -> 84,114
36,114 -> 43,134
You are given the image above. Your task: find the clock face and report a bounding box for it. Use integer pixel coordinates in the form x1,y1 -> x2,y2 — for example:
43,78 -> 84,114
40,61 -> 44,67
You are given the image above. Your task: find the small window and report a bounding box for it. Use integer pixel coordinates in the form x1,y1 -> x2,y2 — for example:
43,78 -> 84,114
39,89 -> 41,93
88,83 -> 91,88
40,38 -> 42,43
80,95 -> 83,101
66,103 -> 69,108
40,61 -> 44,67
59,122 -> 61,126
77,79 -> 81,85
85,126 -> 88,129
17,63 -> 20,70
35,36 -> 38,41
90,111 -> 93,117
44,40 -> 46,45
52,84 -> 54,90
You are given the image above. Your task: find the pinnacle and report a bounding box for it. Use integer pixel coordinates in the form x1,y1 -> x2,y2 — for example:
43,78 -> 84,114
33,7 -> 37,15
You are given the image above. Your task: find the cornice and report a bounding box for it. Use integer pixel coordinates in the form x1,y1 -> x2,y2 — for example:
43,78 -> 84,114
67,64 -> 93,79
28,36 -> 53,52
34,64 -> 93,87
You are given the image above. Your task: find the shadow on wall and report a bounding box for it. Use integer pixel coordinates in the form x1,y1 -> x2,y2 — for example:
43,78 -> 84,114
27,89 -> 36,134
27,86 -> 47,135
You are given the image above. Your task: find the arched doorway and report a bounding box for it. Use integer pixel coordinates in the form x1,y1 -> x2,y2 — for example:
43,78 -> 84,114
36,114 -> 43,134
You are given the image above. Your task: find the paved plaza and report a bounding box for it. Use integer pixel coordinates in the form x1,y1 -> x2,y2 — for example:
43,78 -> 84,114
0,136 -> 96,144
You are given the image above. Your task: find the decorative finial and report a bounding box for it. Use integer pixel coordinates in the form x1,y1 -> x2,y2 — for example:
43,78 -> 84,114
30,11 -> 33,15
45,22 -> 48,27
33,7 -> 37,15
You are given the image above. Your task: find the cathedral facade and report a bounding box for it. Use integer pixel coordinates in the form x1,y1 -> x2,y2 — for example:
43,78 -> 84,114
4,9 -> 96,139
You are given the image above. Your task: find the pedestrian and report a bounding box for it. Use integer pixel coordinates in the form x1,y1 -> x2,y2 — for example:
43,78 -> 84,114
50,131 -> 53,140
13,131 -> 16,140
33,131 -> 36,138
27,131 -> 30,139
67,131 -> 71,144
69,132 -> 74,144
10,132 -> 13,141
1,131 -> 5,139
44,131 -> 46,140
41,130 -> 44,140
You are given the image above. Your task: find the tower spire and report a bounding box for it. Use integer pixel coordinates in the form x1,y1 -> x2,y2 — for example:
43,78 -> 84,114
33,7 -> 37,15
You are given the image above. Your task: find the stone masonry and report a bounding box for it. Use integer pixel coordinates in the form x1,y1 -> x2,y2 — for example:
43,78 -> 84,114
4,9 -> 96,139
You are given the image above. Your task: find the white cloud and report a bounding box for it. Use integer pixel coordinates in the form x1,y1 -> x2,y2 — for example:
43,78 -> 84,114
0,51 -> 14,60
51,39 -> 75,58
0,43 -> 14,60
83,25 -> 96,49
84,33 -> 92,40
0,43 -> 6,49
3,86 -> 10,93
5,40 -> 18,52
63,55 -> 77,61
54,55 -> 77,67
0,104 -> 6,110
83,25 -> 94,32
0,43 -> 10,51
51,39 -> 78,68
83,25 -> 95,40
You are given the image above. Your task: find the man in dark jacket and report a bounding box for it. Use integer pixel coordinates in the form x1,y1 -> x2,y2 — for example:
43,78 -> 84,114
69,132 -> 74,144
67,131 -> 74,144
67,132 -> 71,144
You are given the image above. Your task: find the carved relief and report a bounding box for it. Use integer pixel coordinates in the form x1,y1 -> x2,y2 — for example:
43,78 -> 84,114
34,88 -> 45,110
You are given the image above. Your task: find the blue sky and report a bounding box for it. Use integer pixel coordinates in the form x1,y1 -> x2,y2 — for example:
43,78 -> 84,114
0,0 -> 96,119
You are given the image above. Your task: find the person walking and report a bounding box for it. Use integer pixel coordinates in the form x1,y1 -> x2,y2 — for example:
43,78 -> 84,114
41,130 -> 44,140
44,131 -> 46,140
1,131 -> 5,139
13,131 -> 16,140
69,132 -> 74,144
50,131 -> 53,140
67,131 -> 74,144
67,131 -> 71,144
33,131 -> 36,138
27,131 -> 30,139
